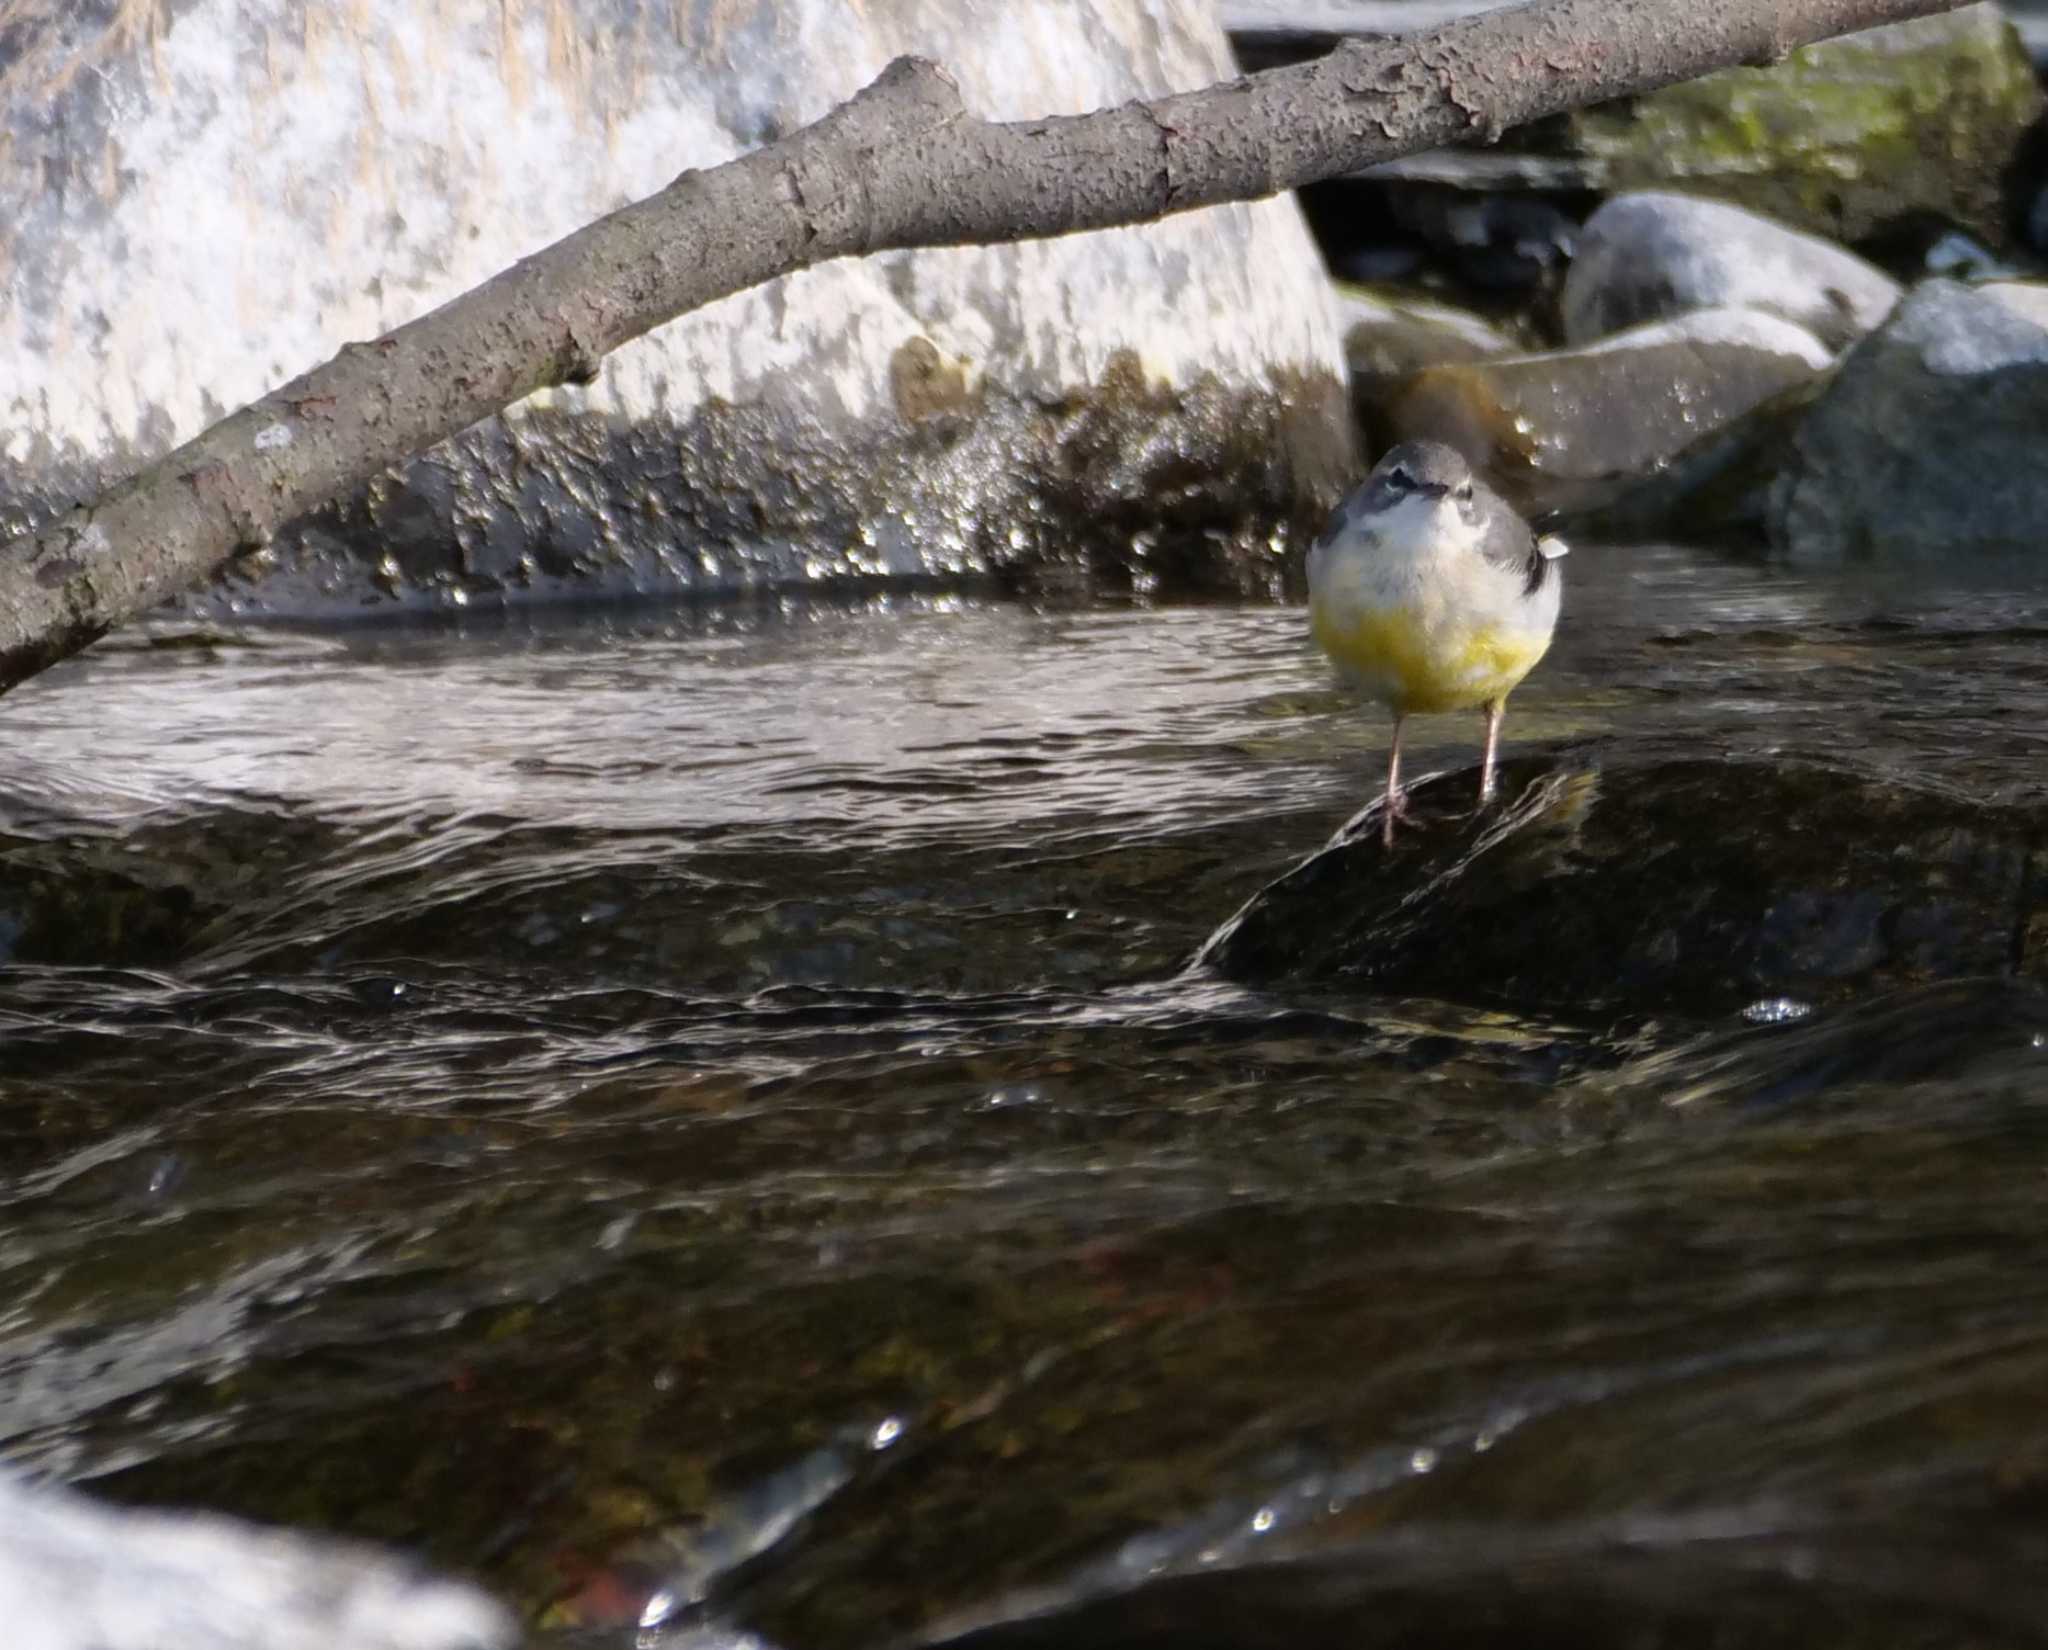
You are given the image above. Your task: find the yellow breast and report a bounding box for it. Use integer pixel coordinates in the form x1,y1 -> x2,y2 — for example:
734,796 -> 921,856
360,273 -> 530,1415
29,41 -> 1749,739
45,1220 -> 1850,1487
1311,603 -> 1550,715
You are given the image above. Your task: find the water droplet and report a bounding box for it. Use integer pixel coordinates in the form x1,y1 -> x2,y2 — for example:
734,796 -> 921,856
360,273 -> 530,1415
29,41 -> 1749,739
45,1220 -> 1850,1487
1742,996 -> 1813,1025
871,1416 -> 904,1450
639,1588 -> 679,1629
1410,1447 -> 1438,1474
1251,1506 -> 1275,1533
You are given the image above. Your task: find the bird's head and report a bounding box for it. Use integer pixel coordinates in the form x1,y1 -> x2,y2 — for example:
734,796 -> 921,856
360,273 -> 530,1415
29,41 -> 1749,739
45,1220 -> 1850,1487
1316,440 -> 1487,560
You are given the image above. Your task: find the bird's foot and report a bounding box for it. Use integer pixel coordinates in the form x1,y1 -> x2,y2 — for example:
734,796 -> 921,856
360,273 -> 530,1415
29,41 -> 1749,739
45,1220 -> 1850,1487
1379,789 -> 1411,848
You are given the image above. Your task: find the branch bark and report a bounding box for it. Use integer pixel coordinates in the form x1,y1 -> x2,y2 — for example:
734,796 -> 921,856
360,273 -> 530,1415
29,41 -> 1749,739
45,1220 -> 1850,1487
0,0 -> 1971,695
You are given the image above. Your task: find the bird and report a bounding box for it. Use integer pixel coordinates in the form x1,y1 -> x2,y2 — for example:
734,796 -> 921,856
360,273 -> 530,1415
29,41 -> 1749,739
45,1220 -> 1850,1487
1306,440 -> 1566,847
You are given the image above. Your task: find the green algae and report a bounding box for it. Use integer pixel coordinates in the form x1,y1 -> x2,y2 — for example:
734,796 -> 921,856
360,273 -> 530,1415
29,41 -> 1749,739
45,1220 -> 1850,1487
1569,7 -> 2043,246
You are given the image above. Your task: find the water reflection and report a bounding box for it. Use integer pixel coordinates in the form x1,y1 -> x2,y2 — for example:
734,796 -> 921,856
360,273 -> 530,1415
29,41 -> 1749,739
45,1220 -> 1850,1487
0,547 -> 2045,1646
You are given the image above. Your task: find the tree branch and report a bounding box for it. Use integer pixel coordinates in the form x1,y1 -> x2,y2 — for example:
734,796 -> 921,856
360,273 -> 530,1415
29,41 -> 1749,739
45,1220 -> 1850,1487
0,0 -> 1970,695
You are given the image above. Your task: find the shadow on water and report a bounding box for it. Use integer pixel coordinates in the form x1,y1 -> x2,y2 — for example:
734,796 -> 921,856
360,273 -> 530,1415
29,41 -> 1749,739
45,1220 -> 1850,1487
0,550 -> 2046,1647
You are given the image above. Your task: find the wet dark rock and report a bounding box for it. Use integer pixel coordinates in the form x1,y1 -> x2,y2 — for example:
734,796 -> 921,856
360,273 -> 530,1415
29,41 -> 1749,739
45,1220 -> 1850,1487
1383,310 -> 1832,519
1586,976 -> 2048,1110
0,841 -> 207,969
915,1523 -> 2048,1650
1382,189 -> 1581,296
1767,278 -> 2048,562
1199,755 -> 2039,1020
181,361 -> 1352,618
0,0 -> 1350,616
1561,193 -> 1900,352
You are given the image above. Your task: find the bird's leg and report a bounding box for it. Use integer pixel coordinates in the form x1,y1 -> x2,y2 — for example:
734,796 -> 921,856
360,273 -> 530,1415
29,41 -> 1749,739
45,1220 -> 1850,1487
1479,697 -> 1505,806
1381,714 -> 1409,847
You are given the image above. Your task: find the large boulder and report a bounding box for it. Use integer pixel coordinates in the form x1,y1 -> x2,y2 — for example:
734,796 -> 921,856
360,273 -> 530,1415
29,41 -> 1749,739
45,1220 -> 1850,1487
1199,754 -> 2040,1020
1561,193 -> 1902,351
0,0 -> 1352,617
1767,278 -> 2048,561
1563,4 -> 2042,249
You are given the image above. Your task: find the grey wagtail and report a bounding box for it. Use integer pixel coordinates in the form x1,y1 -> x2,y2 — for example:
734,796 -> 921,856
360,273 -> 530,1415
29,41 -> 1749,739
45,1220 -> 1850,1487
1307,440 -> 1566,847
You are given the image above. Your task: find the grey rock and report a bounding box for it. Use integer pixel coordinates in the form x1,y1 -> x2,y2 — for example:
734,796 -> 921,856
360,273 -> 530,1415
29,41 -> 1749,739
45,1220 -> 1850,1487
1384,308 -> 1832,518
0,1471 -> 513,1650
1562,193 -> 1901,352
0,0 -> 1350,617
1768,278 -> 2048,561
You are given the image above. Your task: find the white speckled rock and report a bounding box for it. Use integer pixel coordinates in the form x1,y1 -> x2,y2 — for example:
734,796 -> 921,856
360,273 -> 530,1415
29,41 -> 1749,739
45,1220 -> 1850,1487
0,0 -> 1350,615
0,1470 -> 513,1650
1562,193 -> 1902,353
1769,279 -> 2048,562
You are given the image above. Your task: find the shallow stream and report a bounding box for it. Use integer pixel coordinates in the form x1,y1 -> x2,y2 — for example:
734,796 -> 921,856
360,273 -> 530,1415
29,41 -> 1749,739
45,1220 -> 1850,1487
2,541 -> 2047,1648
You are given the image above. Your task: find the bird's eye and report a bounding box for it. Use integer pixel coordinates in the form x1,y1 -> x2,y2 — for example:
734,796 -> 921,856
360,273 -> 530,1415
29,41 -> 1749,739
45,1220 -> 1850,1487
1455,482 -> 1474,502
1386,467 -> 1413,493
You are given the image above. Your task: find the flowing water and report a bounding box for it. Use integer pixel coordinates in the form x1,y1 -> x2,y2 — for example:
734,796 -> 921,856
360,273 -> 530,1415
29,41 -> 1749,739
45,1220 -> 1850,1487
1,542 -> 2047,1648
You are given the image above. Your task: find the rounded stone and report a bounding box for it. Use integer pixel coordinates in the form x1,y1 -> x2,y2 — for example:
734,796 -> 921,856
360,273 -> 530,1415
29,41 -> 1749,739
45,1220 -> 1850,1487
1561,192 -> 1902,352
1767,278 -> 2048,562
1384,308 -> 1832,519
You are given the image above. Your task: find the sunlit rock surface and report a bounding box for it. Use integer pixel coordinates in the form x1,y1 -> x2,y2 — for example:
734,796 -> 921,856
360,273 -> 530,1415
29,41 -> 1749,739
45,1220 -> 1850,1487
1344,5 -> 2040,251
0,1470 -> 513,1650
1200,755 -> 2040,1020
1383,310 -> 1832,518
1768,278 -> 2048,561
0,0 -> 1350,616
1563,5 -> 2042,247
1561,193 -> 1902,352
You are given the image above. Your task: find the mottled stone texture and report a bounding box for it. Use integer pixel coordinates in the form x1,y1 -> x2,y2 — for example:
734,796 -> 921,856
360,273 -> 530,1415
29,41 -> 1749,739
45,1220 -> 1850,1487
1768,278 -> 2048,562
0,0 -> 1352,616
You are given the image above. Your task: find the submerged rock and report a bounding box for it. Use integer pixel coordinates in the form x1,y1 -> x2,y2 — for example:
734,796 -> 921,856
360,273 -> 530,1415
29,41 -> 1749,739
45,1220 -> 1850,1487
1768,278 -> 2048,561
1561,193 -> 1901,352
1384,309 -> 1832,518
1587,976 -> 2048,1110
1199,754 -> 2037,1020
0,0 -> 1351,616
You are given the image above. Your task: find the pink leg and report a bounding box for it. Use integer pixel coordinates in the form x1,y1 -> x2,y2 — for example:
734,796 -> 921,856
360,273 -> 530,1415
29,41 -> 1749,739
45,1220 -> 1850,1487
1479,698 -> 1505,805
1381,714 -> 1408,847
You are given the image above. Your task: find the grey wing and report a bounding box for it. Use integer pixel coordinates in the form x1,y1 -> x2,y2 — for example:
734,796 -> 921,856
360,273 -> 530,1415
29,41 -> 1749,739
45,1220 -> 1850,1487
1314,482 -> 1370,550
1475,506 -> 1550,598
1306,482 -> 1370,586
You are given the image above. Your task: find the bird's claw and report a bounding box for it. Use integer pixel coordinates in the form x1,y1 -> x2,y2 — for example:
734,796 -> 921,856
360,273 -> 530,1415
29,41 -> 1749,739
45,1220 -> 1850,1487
1379,790 -> 1411,848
